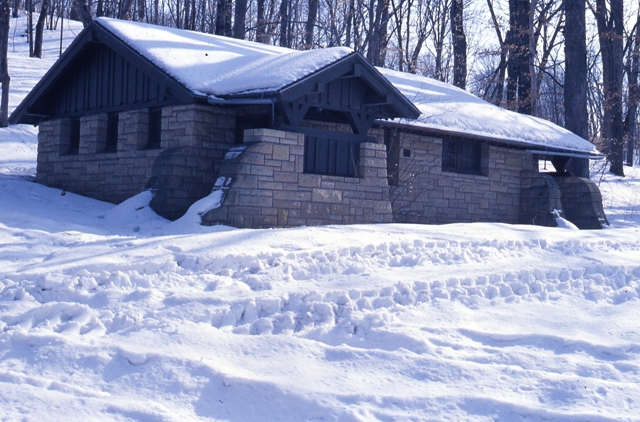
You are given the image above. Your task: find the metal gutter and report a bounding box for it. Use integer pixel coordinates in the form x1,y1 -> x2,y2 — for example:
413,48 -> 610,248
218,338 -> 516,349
206,97 -> 276,106
525,149 -> 604,160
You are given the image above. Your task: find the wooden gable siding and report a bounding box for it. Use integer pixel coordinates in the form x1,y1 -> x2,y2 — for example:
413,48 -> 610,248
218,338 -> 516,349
307,77 -> 366,111
36,43 -> 170,118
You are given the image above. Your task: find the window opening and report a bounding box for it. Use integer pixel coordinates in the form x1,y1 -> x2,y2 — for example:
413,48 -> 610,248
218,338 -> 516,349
304,136 -> 359,177
384,128 -> 400,186
442,137 -> 483,175
147,108 -> 162,149
105,112 -> 119,153
68,118 -> 80,154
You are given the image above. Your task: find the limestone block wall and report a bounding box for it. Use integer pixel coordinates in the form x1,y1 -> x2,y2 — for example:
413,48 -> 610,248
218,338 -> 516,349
36,104 -> 235,210
201,128 -> 393,228
554,177 -> 608,229
519,171 -> 563,227
147,105 -> 236,220
383,130 -> 536,224
37,112 -> 160,204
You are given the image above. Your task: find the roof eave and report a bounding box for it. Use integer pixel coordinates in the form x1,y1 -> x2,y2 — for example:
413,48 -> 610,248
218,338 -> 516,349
375,120 -> 601,157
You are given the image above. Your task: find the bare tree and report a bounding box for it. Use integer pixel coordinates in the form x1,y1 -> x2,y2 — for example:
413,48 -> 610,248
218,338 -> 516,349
531,0 -> 563,116
424,0 -> 451,81
507,0 -> 533,114
233,0 -> 248,38
304,0 -> 318,48
0,0 -> 9,127
256,0 -> 268,43
366,0 -> 390,66
624,12 -> 640,166
451,0 -> 466,88
70,0 -> 93,27
482,0 -> 508,106
595,0 -> 625,176
34,0 -> 51,58
563,0 -> 589,177
279,0 -> 290,46
27,0 -> 33,56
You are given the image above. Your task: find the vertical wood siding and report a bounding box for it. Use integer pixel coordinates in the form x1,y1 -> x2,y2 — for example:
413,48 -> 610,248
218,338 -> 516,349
43,44 -> 168,117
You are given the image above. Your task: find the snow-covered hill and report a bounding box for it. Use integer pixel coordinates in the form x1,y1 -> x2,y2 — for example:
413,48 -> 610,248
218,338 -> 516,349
2,14 -> 640,421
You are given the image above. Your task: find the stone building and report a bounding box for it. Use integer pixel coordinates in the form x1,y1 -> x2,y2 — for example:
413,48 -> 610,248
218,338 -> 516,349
10,18 -> 607,229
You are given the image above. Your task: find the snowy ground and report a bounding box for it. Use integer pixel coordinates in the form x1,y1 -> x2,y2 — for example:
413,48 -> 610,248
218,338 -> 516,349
2,14 -> 640,422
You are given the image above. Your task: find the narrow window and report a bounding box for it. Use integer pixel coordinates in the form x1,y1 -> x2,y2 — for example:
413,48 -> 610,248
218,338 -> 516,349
441,138 -> 457,170
105,112 -> 119,153
442,137 -> 483,175
68,118 -> 81,154
147,107 -> 162,149
384,128 -> 400,186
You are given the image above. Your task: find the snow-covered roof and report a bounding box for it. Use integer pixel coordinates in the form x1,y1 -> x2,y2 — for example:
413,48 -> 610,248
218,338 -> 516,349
97,18 -> 353,97
98,18 -> 595,155
379,68 -> 597,154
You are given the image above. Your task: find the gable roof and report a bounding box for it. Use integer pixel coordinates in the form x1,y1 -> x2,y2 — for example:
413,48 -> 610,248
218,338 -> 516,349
98,18 -> 352,97
95,18 -> 596,155
10,18 -> 418,125
98,18 -> 419,120
379,68 -> 598,155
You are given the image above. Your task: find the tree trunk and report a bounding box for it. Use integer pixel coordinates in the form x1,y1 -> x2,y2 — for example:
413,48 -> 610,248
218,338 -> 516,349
153,0 -> 159,24
119,0 -> 135,20
304,0 -> 318,49
12,0 -> 20,18
215,0 -> 224,35
138,0 -> 146,22
183,0 -> 190,28
279,0 -> 289,47
378,1 -> 389,64
451,0 -> 467,89
624,12 -> 640,167
528,0 -> 537,115
366,0 -> 389,66
1,0 -> 10,127
232,0 -> 248,39
189,0 -> 196,29
70,0 -> 93,27
256,0 -> 268,43
33,0 -> 50,58
506,0 -> 532,114
595,0 -> 625,176
27,0 -> 33,56
200,0 -> 207,32
486,0 -> 507,105
563,0 -> 589,177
